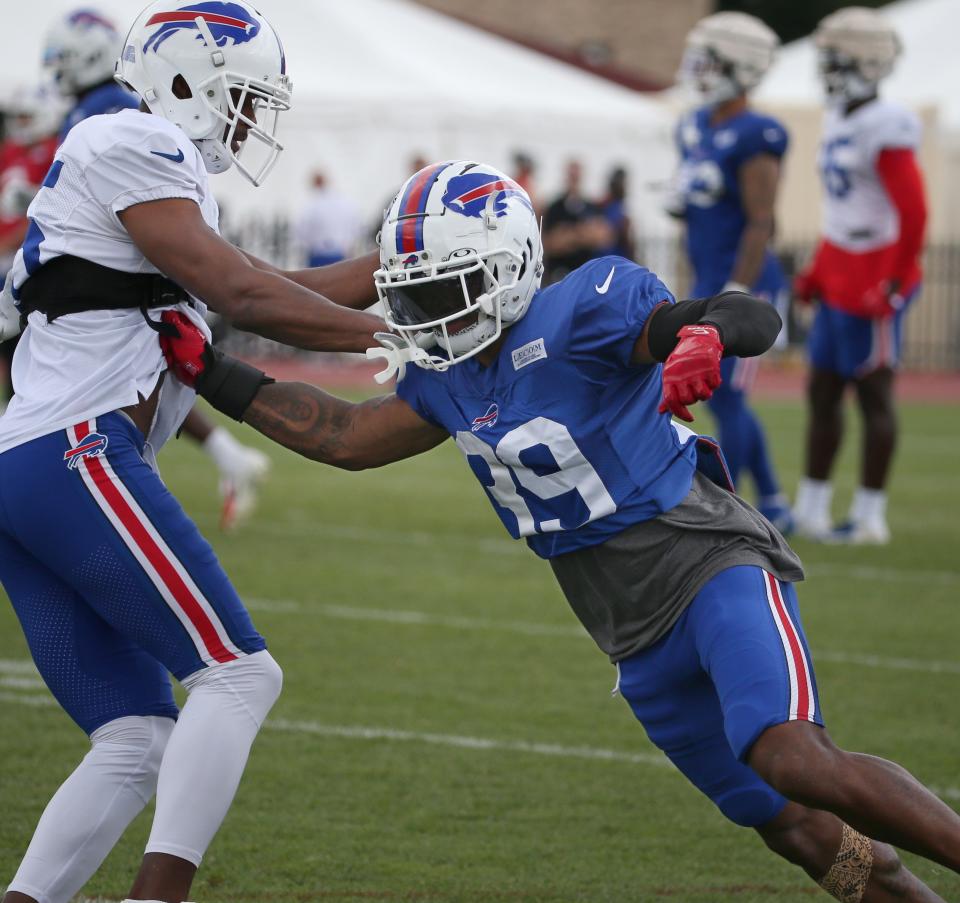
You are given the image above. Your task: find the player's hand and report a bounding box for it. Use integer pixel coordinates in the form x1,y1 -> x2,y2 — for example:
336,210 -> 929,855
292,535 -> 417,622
0,270 -> 21,342
860,279 -> 904,319
792,270 -> 818,306
159,310 -> 212,388
658,324 -> 723,423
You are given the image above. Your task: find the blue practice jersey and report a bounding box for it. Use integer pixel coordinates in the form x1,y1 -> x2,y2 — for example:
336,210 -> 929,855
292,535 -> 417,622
60,82 -> 139,142
396,257 -> 704,559
675,107 -> 788,297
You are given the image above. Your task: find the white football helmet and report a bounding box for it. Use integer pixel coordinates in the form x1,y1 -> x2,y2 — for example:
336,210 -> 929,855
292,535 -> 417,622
375,161 -> 544,371
679,12 -> 779,106
1,83 -> 65,144
815,7 -> 901,106
44,9 -> 123,97
116,1 -> 291,185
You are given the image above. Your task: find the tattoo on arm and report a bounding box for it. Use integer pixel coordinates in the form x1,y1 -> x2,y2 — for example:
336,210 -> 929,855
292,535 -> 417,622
243,383 -> 442,469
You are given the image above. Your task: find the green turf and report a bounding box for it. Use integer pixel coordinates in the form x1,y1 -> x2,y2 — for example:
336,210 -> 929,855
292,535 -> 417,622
1,396 -> 958,902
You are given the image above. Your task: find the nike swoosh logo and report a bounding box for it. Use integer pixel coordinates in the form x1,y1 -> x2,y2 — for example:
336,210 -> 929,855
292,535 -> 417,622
595,265 -> 615,295
150,148 -> 184,163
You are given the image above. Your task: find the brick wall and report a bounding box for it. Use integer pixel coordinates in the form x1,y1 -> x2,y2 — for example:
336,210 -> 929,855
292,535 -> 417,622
413,0 -> 713,87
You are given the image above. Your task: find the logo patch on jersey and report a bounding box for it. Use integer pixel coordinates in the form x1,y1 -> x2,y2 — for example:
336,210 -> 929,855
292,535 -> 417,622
144,2 -> 261,54
511,338 -> 547,371
150,148 -> 185,163
471,404 -> 499,432
713,129 -> 737,150
441,173 -> 531,219
595,266 -> 615,295
63,432 -> 109,470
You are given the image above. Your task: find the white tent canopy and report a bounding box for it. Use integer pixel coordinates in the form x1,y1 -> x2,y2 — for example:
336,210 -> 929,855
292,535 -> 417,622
756,0 -> 958,137
0,0 -> 676,233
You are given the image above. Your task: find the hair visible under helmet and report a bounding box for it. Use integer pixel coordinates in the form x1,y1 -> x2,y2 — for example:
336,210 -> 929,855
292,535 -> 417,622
815,6 -> 901,106
375,161 -> 544,371
679,11 -> 779,107
115,0 -> 292,185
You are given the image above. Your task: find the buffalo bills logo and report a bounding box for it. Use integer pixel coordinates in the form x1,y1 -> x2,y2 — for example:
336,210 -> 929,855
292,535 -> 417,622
68,9 -> 117,30
64,432 -> 109,470
441,173 -> 531,219
471,404 -> 499,432
144,2 -> 260,54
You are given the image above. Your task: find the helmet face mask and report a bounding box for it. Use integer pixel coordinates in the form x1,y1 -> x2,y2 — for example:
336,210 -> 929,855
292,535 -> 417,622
814,6 -> 900,106
116,1 -> 292,185
375,162 -> 543,371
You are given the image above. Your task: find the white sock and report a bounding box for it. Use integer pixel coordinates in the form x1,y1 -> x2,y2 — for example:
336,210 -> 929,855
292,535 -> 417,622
794,478 -> 832,523
7,716 -> 173,903
146,650 -> 282,866
850,487 -> 887,524
202,427 -> 249,475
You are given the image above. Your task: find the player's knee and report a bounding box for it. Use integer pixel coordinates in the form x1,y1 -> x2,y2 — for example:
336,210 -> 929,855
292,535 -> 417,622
185,649 -> 283,727
87,715 -> 175,801
749,724 -> 843,806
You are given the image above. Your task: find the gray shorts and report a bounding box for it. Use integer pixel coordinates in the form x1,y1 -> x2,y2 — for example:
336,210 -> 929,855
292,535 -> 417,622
549,472 -> 805,661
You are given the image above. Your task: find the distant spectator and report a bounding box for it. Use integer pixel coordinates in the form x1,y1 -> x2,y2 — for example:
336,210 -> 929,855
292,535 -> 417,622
599,165 -> 635,260
296,171 -> 363,268
511,150 -> 541,213
541,160 -> 613,283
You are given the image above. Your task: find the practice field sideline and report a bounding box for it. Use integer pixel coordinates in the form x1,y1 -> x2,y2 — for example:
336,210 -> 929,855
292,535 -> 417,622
1,398 -> 958,902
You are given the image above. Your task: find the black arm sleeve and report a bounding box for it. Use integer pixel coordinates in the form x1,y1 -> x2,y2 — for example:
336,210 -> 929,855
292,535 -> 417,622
646,291 -> 782,362
196,346 -> 275,422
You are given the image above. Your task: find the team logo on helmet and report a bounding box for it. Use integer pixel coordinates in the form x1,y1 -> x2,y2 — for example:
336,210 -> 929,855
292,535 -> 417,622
470,404 -> 499,432
63,432 -> 109,470
144,1 -> 261,54
68,9 -> 118,30
441,173 -> 531,219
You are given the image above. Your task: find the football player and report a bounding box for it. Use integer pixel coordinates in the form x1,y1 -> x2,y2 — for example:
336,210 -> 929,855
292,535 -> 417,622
0,3 -> 387,902
44,6 -> 275,531
667,12 -> 792,533
162,162 -> 960,901
792,7 -> 927,544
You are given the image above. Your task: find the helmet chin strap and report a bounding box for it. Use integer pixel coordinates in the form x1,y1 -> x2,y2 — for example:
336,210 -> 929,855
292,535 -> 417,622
193,137 -> 231,174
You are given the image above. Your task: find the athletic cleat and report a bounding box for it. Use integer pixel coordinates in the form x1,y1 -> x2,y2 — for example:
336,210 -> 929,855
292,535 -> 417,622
758,496 -> 795,536
826,519 -> 891,546
792,513 -> 833,542
219,447 -> 270,531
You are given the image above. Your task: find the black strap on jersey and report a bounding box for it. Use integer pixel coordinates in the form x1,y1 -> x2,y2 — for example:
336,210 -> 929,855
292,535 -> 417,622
17,254 -> 191,335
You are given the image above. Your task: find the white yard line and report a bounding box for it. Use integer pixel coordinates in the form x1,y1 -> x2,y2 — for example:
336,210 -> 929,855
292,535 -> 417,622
197,515 -> 960,586
2,685 -> 958,804
242,599 -> 960,676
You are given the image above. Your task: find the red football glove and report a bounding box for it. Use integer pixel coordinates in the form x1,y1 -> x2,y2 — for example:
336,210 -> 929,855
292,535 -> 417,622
159,310 -> 210,388
792,270 -> 818,306
658,324 -> 723,423
860,279 -> 904,319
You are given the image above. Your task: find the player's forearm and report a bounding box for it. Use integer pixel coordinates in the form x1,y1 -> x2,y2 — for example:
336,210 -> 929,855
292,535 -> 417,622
284,250 -> 380,310
728,219 -> 773,288
242,381 -> 366,467
220,270 -> 385,352
646,292 -> 781,362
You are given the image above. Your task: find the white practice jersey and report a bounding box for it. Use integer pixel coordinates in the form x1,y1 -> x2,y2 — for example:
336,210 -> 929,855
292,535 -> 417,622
818,98 -> 921,253
0,110 -> 218,466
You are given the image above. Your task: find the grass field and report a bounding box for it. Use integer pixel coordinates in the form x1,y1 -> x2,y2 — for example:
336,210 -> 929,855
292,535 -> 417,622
1,395 -> 959,902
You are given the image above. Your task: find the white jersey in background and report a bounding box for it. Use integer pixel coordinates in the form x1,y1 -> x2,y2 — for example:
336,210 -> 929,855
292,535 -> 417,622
818,98 -> 921,254
0,109 -> 217,466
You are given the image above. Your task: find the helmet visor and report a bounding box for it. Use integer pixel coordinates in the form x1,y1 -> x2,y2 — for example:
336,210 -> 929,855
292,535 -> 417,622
385,268 -> 485,328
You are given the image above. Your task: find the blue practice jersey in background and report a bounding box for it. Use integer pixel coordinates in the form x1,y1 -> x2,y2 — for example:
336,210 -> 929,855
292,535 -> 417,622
396,257 -> 703,559
675,107 -> 788,297
60,82 -> 139,142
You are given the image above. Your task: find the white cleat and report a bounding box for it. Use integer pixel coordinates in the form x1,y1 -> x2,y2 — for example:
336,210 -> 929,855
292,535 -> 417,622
826,519 -> 891,546
792,513 -> 833,542
219,446 -> 270,531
